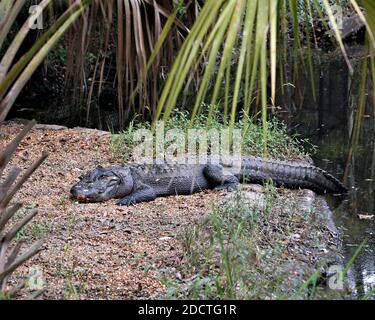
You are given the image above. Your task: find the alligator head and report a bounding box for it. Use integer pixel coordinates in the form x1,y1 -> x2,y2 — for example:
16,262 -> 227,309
70,166 -> 134,202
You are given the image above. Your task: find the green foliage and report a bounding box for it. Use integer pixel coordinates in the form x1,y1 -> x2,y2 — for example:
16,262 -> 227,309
110,109 -> 310,162
150,0 -> 375,155
159,185 -> 346,300
45,42 -> 67,69
2,0 -> 375,135
0,0 -> 91,121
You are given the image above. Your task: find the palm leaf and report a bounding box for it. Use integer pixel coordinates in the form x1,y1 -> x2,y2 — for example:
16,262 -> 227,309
0,2 -> 89,121
150,0 -> 375,152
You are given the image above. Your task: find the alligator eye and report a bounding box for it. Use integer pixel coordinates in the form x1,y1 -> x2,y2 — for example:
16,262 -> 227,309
108,178 -> 120,187
103,175 -> 119,181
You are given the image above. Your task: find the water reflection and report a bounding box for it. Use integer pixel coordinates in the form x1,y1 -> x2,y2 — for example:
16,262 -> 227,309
278,48 -> 375,298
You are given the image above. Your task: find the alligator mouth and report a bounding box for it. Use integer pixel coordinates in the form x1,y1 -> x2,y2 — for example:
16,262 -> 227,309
75,194 -> 89,202
71,192 -> 105,203
70,189 -> 91,202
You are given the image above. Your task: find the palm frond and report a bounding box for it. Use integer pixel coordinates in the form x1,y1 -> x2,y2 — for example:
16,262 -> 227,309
0,0 -> 92,121
64,0 -> 193,130
150,0 -> 375,155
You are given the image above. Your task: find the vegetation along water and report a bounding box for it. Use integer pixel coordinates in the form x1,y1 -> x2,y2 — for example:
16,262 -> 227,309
0,0 -> 375,301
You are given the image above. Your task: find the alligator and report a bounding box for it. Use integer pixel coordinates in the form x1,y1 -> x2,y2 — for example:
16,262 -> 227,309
70,156 -> 347,206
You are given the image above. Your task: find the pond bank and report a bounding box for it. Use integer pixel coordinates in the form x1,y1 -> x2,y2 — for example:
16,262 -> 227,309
159,185 -> 348,299
277,43 -> 375,299
0,121 -> 349,299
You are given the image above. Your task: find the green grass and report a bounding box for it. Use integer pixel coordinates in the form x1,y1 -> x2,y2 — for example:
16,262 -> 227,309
110,110 -> 313,162
55,244 -> 87,300
158,184 -> 348,300
12,205 -> 52,243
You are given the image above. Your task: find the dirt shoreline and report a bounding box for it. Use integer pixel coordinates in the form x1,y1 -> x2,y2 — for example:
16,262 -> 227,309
0,121 -> 345,299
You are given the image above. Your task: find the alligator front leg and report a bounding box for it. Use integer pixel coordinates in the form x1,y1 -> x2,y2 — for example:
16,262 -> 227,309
204,164 -> 239,191
117,184 -> 156,206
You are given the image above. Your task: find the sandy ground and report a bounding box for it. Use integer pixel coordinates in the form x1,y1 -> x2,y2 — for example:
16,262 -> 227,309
1,121 -> 220,299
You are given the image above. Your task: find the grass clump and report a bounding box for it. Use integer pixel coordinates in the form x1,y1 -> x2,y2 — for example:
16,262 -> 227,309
110,110 -> 313,162
159,184 -> 347,300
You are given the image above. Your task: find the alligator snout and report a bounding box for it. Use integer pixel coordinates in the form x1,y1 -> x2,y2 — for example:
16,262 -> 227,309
70,185 -> 93,202
70,182 -> 113,202
70,186 -> 83,200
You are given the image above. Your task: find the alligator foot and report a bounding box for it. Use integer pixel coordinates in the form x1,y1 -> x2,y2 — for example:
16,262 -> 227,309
213,182 -> 239,192
117,185 -> 156,206
117,197 -> 134,206
204,164 -> 240,192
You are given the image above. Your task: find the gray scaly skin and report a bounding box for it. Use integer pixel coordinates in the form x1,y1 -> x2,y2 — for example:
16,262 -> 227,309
70,156 -> 348,206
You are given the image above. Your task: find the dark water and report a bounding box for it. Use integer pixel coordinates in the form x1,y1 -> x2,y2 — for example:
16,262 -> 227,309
279,48 -> 375,298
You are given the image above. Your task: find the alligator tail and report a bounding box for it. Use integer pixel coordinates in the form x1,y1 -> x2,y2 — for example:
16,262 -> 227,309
313,167 -> 348,195
239,157 -> 347,195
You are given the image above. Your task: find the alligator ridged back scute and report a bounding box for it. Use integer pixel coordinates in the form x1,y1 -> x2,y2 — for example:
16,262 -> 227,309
130,163 -> 146,171
320,167 -> 347,193
246,156 -> 315,168
153,164 -> 169,174
242,155 -> 346,194
124,155 -> 346,195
